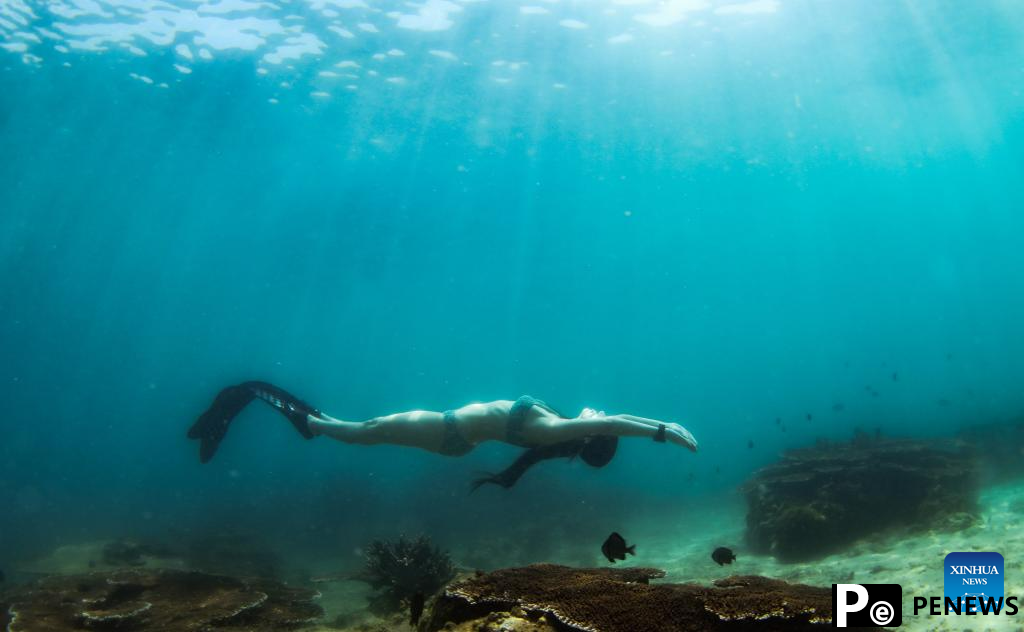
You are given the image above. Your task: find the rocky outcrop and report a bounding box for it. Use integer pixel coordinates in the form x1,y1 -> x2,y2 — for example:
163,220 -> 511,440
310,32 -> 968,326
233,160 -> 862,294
744,436 -> 979,562
422,564 -> 836,631
0,568 -> 321,631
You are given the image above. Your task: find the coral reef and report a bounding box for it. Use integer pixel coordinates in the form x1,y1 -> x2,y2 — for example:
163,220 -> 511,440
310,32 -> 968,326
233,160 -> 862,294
743,436 -> 979,562
422,564 -> 836,631
437,612 -> 557,632
0,568 -> 322,631
354,535 -> 455,614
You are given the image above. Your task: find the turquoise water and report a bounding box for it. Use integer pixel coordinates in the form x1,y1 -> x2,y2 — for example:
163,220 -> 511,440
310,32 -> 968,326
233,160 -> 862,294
2,0 -> 1023,596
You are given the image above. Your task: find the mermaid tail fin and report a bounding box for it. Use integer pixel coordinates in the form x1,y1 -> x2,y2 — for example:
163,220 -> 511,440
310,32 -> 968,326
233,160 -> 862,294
188,381 -> 319,463
243,380 -> 318,439
188,384 -> 255,463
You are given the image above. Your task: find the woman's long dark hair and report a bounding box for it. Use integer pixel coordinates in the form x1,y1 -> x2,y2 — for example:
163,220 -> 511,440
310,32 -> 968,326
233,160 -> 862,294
470,434 -> 618,492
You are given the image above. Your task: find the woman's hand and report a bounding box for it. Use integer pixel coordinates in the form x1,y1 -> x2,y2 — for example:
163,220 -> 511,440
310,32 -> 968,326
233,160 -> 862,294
543,410 -> 698,452
617,414 -> 698,452
664,422 -> 698,451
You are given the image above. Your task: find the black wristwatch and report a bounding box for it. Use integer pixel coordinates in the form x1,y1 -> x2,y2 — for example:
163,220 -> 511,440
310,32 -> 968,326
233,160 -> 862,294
654,423 -> 667,443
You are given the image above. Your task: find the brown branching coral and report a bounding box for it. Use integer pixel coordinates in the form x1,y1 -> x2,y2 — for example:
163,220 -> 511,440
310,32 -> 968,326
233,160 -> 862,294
354,535 -> 456,614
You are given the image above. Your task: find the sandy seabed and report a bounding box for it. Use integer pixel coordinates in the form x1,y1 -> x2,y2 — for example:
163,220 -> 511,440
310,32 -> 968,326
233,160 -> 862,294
313,480 -> 1024,631
641,481 -> 1024,632
13,482 -> 1024,631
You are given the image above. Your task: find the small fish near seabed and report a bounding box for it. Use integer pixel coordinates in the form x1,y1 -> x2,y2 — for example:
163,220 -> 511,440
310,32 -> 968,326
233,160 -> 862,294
712,547 -> 737,566
409,592 -> 425,626
601,532 -> 636,563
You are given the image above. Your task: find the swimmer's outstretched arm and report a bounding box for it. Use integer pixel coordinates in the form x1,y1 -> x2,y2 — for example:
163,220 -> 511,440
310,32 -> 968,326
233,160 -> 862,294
537,413 -> 698,451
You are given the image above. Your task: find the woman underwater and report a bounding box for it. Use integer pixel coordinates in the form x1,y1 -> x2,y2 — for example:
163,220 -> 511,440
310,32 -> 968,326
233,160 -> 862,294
188,381 -> 698,490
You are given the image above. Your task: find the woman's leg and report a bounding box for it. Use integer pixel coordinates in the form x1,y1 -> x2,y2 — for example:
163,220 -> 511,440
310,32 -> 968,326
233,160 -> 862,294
309,410 -> 450,453
189,382 -> 489,461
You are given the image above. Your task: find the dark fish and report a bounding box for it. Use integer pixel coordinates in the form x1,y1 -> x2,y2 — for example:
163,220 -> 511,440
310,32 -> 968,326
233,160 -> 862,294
747,439 -> 754,449
938,398 -> 951,407
892,372 -> 899,382
601,532 -> 635,563
832,403 -> 845,413
712,547 -> 737,566
409,592 -> 425,626
775,417 -> 781,425
806,413 -> 813,421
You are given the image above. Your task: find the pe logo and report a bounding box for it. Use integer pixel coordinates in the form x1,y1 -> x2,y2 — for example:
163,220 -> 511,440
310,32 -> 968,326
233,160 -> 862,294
944,552 -> 1003,614
833,584 -> 902,627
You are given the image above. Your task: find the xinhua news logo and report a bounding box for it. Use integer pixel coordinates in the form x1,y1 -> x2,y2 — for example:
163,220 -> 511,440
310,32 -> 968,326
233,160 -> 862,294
833,584 -> 902,627
944,552 -> 1003,614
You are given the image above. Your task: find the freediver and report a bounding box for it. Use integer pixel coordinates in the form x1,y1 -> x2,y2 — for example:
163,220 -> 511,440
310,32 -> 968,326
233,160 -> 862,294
188,381 -> 698,490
